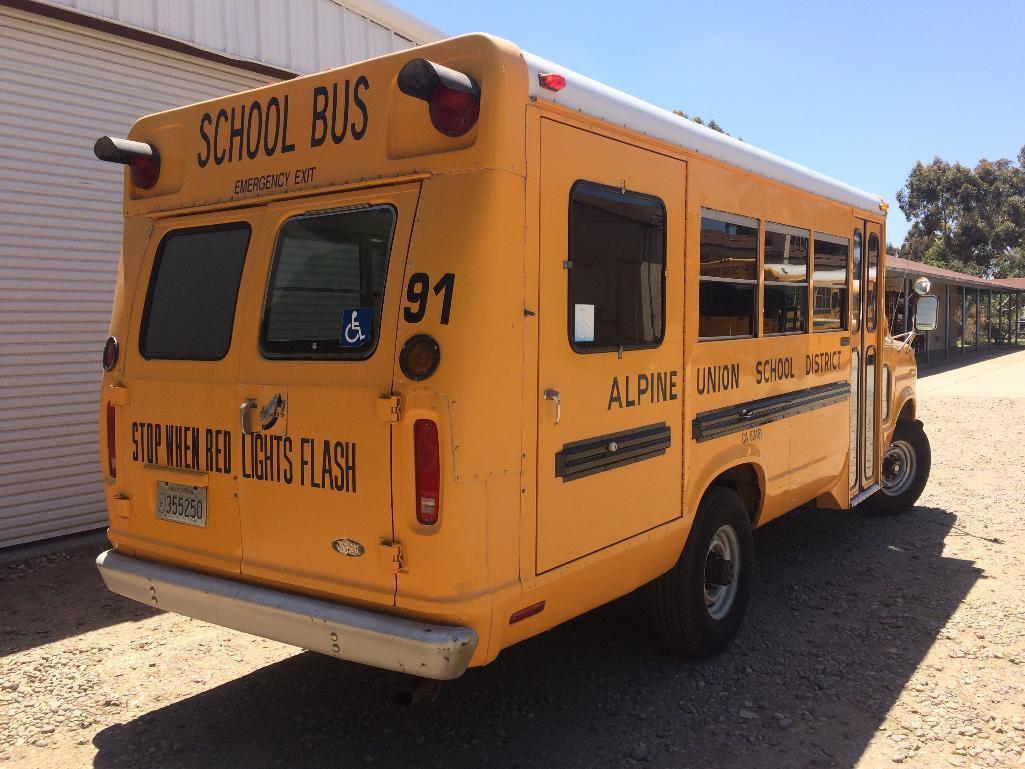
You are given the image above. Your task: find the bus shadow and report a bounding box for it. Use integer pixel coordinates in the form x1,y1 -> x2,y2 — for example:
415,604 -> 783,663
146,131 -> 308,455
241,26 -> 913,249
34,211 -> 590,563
0,543 -> 156,657
918,344 -> 1022,376
92,504 -> 976,769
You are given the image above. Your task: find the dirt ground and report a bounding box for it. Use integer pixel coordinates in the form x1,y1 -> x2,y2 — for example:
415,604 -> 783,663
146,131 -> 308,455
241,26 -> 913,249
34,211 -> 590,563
2,349 -> 1024,769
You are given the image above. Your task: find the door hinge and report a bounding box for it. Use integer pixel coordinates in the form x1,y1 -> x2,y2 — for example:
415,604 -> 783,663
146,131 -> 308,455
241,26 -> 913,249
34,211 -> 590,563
111,494 -> 132,520
379,541 -> 405,572
107,384 -> 130,406
376,394 -> 401,423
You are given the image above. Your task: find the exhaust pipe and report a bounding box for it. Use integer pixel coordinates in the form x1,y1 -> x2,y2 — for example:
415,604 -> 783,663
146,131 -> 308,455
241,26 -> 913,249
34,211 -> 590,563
392,677 -> 443,708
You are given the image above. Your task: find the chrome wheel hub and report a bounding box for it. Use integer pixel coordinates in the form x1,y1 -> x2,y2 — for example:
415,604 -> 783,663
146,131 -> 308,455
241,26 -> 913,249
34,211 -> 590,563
704,525 -> 740,620
881,439 -> 916,496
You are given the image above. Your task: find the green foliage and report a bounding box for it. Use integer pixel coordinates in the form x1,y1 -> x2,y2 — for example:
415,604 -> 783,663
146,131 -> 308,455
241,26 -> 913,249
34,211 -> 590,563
897,147 -> 1025,278
673,110 -> 730,136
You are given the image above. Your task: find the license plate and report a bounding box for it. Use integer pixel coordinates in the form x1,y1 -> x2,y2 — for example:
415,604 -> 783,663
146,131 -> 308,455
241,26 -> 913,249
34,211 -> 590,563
155,481 -> 208,528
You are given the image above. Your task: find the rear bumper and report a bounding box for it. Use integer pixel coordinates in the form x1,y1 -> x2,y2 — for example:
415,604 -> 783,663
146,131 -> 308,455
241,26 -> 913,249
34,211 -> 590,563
95,550 -> 477,680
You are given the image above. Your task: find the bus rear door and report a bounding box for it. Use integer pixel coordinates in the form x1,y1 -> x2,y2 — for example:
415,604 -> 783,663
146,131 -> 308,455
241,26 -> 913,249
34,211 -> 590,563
233,183 -> 420,606
114,210 -> 256,575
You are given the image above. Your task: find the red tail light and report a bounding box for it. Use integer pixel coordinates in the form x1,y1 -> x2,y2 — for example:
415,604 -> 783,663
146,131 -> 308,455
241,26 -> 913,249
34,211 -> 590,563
413,419 -> 440,525
428,83 -> 480,138
106,402 -> 117,478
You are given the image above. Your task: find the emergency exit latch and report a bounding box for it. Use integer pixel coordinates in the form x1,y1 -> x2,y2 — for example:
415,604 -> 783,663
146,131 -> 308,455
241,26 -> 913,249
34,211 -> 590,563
379,542 -> 405,572
377,394 -> 401,423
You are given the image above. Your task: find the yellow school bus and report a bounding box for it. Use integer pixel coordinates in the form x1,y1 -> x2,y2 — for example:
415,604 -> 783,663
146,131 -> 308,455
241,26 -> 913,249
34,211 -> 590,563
94,34 -> 935,680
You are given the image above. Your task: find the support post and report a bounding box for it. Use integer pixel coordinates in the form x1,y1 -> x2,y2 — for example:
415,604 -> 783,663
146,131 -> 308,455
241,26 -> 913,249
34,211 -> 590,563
1016,293 -> 1021,346
961,286 -> 966,357
1000,291 -> 1008,346
975,288 -> 980,352
988,290 -> 993,348
944,282 -> 950,360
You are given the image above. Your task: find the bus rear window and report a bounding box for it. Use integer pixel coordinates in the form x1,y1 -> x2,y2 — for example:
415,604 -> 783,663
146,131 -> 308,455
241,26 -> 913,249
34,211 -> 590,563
140,224 -> 250,360
261,206 -> 396,358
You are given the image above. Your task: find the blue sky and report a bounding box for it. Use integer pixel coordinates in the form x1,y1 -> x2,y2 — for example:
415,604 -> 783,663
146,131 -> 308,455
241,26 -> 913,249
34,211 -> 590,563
397,0 -> 1025,245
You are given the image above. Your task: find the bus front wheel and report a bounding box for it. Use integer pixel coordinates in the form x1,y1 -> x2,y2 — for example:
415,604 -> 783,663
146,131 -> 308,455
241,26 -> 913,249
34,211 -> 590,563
862,419 -> 931,516
650,487 -> 753,658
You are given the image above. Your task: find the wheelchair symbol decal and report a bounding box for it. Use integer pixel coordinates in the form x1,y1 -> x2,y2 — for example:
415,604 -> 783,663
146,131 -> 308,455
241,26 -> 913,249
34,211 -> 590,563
340,308 -> 372,347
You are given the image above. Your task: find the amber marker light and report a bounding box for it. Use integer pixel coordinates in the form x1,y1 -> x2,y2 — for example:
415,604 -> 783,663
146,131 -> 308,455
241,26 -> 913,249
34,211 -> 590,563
400,334 -> 441,381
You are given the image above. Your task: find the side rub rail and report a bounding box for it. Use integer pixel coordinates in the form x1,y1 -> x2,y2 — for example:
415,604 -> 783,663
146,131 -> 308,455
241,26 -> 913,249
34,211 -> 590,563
96,550 -> 477,680
556,422 -> 671,482
692,381 -> 850,443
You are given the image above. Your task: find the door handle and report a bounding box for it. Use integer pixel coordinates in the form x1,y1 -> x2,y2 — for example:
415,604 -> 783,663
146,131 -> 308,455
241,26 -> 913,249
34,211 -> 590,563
239,399 -> 258,436
543,388 -> 561,425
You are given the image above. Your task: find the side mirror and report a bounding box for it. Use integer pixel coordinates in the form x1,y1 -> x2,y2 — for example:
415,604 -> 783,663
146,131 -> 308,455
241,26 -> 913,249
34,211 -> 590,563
914,295 -> 939,333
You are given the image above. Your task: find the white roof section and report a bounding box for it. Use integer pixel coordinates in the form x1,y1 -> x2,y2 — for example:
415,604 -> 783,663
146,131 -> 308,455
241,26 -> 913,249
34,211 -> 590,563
39,0 -> 445,74
523,52 -> 884,214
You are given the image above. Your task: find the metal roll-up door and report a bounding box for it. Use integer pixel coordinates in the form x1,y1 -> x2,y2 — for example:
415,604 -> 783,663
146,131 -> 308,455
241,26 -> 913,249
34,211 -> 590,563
0,5 -> 280,548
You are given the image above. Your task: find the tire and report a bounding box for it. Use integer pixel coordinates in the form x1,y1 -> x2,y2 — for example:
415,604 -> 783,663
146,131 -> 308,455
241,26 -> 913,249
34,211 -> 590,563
650,486 -> 753,658
861,419 -> 931,516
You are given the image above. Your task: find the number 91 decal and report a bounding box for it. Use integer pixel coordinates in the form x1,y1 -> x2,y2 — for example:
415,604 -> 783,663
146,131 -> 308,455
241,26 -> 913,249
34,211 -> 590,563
403,272 -> 455,325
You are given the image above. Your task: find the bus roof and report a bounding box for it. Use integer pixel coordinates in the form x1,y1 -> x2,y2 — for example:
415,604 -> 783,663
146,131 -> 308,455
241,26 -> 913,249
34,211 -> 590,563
522,51 -> 885,215
116,34 -> 885,216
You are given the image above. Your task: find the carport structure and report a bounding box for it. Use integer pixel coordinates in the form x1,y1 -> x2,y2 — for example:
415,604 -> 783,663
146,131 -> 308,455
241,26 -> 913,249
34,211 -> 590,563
886,256 -> 1025,365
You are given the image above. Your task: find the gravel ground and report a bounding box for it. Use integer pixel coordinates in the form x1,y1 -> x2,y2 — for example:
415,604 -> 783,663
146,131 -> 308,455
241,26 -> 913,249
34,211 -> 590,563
2,349 -> 1024,769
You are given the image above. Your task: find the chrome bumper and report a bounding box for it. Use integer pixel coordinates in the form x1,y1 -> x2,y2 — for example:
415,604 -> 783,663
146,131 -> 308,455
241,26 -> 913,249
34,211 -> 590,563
95,550 -> 477,680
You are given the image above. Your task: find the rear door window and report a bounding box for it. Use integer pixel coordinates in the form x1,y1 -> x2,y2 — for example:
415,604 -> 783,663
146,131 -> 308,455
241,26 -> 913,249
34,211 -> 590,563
140,224 -> 250,360
261,206 -> 397,359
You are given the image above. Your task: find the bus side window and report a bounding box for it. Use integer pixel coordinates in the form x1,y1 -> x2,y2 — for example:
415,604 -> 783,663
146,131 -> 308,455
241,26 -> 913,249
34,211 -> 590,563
812,232 -> 849,332
763,222 -> 809,335
568,181 -> 666,352
698,209 -> 758,339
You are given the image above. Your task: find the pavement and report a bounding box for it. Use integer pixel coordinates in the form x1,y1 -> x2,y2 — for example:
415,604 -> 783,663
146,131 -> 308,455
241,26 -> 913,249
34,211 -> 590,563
919,347 -> 1025,399
2,348 -> 1024,769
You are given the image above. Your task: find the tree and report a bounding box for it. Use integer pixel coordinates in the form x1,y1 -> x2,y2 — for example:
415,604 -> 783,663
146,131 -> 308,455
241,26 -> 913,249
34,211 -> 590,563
673,110 -> 731,137
896,147 -> 1025,278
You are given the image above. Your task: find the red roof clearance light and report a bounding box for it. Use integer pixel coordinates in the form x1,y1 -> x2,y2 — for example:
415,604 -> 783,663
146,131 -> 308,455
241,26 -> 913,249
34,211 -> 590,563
538,73 -> 566,92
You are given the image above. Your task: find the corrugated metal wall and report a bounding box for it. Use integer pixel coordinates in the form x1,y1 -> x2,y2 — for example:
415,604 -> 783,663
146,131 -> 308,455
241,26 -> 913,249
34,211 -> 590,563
0,6 -> 281,548
0,1 -> 438,548
41,0 -> 439,73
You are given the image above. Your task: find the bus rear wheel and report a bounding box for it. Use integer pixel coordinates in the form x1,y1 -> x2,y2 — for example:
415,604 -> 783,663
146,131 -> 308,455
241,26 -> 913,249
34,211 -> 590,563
862,419 -> 931,516
650,486 -> 753,658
